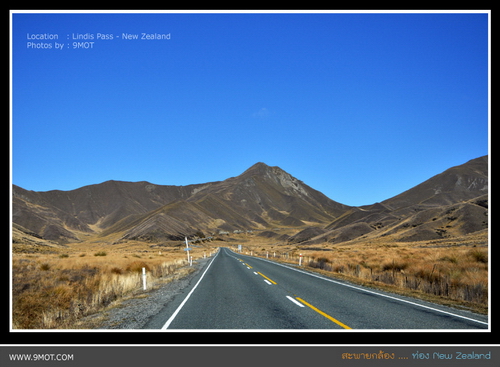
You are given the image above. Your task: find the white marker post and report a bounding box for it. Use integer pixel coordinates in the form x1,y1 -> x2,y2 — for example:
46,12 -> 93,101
185,237 -> 190,265
299,253 -> 303,266
142,267 -> 147,290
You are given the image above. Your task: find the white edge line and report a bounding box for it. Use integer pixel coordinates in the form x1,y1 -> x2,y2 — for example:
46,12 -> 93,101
231,250 -> 488,326
161,250 -> 220,330
287,296 -> 305,307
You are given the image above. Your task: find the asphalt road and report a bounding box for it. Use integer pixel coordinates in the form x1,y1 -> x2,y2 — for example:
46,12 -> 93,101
144,247 -> 488,330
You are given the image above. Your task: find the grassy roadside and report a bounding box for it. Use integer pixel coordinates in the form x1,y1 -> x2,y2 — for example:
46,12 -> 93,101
12,241 -> 217,329
234,232 -> 488,315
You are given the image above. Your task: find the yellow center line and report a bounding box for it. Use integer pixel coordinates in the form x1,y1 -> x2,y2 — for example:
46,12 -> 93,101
295,297 -> 352,329
257,272 -> 277,285
245,263 -> 253,269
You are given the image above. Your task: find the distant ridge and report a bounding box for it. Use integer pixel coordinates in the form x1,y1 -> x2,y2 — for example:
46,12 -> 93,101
12,156 -> 488,245
12,162 -> 349,243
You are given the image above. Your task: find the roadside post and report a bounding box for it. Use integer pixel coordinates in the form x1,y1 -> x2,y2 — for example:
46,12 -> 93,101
299,253 -> 303,266
185,237 -> 192,266
142,267 -> 147,290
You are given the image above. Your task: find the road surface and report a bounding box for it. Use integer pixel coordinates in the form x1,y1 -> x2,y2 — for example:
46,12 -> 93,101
143,247 -> 488,330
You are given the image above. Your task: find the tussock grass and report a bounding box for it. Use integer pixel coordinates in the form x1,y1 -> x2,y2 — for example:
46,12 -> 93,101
306,247 -> 488,308
12,244 -> 215,329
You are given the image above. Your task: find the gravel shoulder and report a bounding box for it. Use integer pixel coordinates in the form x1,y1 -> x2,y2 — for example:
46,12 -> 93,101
78,257 -> 210,329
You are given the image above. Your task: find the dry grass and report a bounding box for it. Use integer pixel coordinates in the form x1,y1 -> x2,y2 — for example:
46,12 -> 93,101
304,246 -> 488,306
12,240 -> 217,329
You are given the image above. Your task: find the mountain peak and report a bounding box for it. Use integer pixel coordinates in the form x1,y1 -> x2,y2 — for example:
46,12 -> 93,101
241,162 -> 291,178
244,162 -> 272,173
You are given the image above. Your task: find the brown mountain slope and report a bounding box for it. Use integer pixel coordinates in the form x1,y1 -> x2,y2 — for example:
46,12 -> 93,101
383,155 -> 488,212
103,163 -> 351,242
12,163 -> 350,243
12,180 -> 204,242
194,162 -> 349,222
295,156 -> 488,245
381,195 -> 488,242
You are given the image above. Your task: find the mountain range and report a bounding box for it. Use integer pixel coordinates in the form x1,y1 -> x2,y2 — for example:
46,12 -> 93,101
12,156 -> 488,247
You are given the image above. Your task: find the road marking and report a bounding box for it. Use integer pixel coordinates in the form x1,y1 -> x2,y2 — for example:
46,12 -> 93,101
263,280 -> 272,285
296,297 -> 352,329
237,250 -> 489,327
286,296 -> 305,307
253,272 -> 258,275
257,272 -> 277,285
161,250 -> 219,330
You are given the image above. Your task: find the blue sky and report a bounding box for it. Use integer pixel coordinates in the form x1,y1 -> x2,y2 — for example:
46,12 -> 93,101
11,11 -> 489,206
